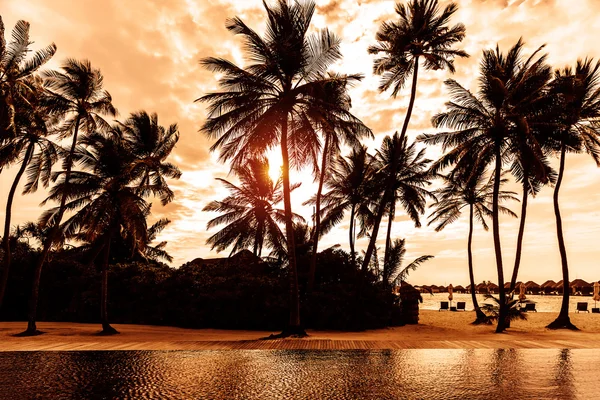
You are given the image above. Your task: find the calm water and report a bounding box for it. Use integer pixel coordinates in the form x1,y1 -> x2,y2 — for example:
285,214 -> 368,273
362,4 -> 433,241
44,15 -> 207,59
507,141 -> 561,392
0,349 -> 598,399
420,293 -> 600,312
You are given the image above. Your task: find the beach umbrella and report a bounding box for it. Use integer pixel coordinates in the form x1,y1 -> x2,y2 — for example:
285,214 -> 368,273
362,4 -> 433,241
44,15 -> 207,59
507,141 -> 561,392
448,284 -> 453,306
593,282 -> 600,308
519,282 -> 526,302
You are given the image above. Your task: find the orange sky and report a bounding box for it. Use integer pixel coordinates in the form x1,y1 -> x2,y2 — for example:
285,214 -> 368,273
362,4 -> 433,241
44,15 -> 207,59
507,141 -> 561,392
2,0 -> 600,286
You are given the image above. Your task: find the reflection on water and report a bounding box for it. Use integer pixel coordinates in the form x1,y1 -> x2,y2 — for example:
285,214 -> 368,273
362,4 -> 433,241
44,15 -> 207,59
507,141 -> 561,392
0,349 -> 597,399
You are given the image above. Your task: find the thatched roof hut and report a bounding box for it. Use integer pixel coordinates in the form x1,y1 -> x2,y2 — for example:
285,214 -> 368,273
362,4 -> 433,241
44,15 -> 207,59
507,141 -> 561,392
570,279 -> 593,295
524,281 -> 541,294
487,282 -> 499,293
454,285 -> 466,293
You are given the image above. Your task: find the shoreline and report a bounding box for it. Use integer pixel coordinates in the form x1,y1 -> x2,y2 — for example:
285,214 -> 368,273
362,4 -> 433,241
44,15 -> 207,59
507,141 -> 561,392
1,310 -> 600,351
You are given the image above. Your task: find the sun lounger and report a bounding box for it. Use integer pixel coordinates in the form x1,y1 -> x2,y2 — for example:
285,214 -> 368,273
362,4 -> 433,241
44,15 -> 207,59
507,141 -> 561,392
456,302 -> 466,311
576,302 -> 589,313
520,303 -> 536,312
439,301 -> 449,311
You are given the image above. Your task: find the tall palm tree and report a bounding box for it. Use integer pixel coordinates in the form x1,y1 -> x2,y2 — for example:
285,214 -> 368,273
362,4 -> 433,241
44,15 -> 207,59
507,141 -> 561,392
204,158 -> 303,257
545,59 -> 600,330
197,0 -> 364,336
419,40 -> 553,333
0,17 -> 56,139
0,77 -> 58,309
368,0 -> 467,141
46,130 -> 149,334
23,59 -> 117,335
306,75 -> 372,291
428,172 -> 518,323
308,146 -> 376,266
361,131 -> 434,278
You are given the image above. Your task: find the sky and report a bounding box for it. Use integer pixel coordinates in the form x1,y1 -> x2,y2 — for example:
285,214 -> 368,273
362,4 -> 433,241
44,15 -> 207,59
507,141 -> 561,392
2,0 -> 600,286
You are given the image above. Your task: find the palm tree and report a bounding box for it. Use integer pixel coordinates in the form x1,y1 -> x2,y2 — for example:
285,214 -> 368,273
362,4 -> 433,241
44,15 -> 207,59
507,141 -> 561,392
545,59 -> 600,330
118,111 -> 182,205
46,130 -> 149,334
361,131 -> 434,278
385,238 -> 433,287
197,0 -> 364,336
428,172 -> 518,323
309,146 -> 376,266
419,39 -> 553,333
204,158 -> 303,257
0,17 -> 56,139
0,77 -> 58,309
23,59 -> 117,335
306,75 -> 372,291
368,0 -> 467,142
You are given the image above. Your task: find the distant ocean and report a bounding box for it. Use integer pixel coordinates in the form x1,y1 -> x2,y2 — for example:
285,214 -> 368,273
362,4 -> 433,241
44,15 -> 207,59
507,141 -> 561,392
420,293 -> 599,313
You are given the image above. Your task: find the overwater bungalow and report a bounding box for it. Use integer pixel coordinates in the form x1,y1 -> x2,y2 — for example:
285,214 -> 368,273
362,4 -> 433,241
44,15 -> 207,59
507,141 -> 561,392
524,281 -> 541,295
570,279 -> 592,295
466,284 -> 473,294
454,285 -> 466,293
541,280 -> 557,294
487,283 -> 499,294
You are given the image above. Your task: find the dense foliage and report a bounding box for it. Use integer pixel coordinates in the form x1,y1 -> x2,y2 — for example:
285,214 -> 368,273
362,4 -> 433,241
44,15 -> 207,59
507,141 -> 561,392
0,243 -> 400,331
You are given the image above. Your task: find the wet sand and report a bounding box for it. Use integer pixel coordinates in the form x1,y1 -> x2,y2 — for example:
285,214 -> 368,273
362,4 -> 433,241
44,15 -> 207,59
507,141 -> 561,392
1,310 -> 600,351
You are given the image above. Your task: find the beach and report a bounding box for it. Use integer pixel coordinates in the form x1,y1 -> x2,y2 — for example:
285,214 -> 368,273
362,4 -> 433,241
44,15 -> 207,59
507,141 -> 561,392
2,310 -> 600,351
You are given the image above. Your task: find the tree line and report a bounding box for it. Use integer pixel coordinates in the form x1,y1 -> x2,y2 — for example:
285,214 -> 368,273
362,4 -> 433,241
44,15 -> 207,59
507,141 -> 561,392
0,17 -> 181,334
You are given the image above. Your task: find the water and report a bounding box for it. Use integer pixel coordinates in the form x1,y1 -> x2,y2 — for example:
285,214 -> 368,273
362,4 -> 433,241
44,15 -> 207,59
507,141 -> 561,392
0,349 -> 598,399
420,293 -> 599,312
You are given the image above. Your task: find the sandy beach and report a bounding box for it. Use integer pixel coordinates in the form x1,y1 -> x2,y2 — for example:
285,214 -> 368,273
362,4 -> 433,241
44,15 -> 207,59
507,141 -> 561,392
2,310 -> 600,351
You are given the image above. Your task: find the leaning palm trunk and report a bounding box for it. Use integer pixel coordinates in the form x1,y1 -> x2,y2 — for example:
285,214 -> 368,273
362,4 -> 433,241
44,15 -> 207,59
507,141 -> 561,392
492,145 -> 508,333
468,205 -> 486,323
280,118 -> 303,335
0,143 -> 35,309
361,191 -> 389,272
308,134 -> 330,291
25,116 -> 81,334
382,204 -> 395,285
547,145 -> 577,330
399,58 -> 420,140
509,179 -> 529,293
100,235 -> 118,334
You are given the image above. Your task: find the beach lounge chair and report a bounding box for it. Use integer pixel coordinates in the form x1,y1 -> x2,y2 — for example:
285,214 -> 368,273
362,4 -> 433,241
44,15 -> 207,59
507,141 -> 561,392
439,301 -> 449,311
456,302 -> 466,311
576,302 -> 589,313
521,303 -> 536,312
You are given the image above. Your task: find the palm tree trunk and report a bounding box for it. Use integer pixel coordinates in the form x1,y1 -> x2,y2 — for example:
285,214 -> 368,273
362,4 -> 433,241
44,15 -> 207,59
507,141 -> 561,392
24,115 -> 81,335
364,57 -> 419,275
399,57 -> 420,139
308,134 -> 330,291
383,203 -> 395,278
100,235 -> 118,334
547,145 -> 577,330
349,203 -> 356,265
280,117 -> 304,336
361,193 -> 389,272
468,204 -> 486,323
492,144 -> 507,333
0,142 -> 35,309
509,179 -> 529,293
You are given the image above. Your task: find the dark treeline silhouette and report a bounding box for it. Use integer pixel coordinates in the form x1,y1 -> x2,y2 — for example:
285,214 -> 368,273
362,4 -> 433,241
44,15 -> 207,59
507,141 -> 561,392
0,238 -> 400,331
2,0 -> 600,336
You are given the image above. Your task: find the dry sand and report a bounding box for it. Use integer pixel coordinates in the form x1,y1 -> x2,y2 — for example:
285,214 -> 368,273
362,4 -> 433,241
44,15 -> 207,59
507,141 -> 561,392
1,310 -> 600,351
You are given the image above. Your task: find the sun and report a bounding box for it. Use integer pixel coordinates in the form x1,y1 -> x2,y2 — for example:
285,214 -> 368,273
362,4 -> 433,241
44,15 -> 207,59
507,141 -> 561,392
266,149 -> 284,182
